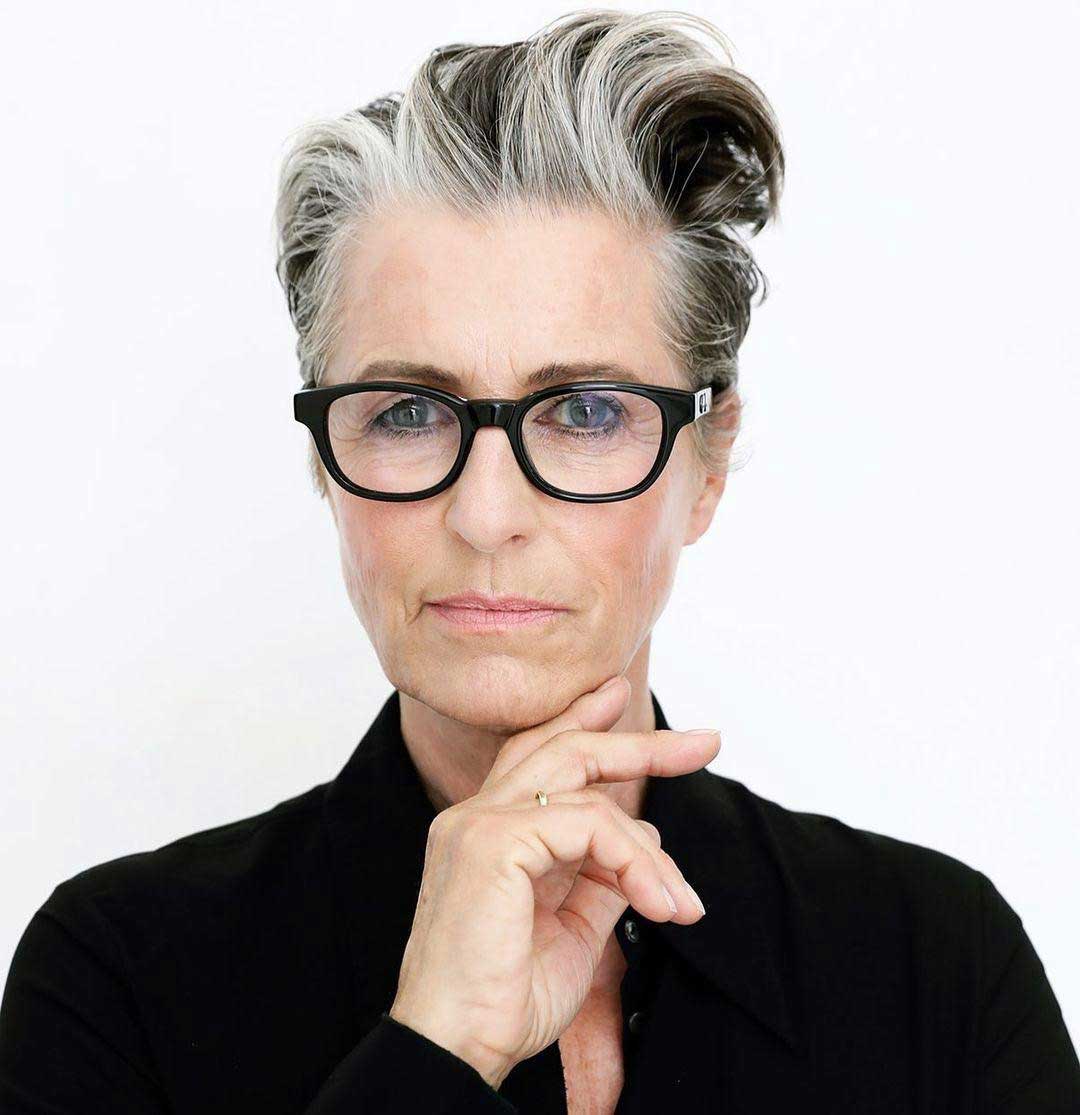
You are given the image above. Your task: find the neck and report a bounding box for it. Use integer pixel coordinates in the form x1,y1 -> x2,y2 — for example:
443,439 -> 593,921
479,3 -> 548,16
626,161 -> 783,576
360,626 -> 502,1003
397,640 -> 656,822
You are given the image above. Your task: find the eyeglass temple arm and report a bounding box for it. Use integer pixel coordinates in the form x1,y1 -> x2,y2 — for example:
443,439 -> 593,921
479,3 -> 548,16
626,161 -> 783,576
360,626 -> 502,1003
692,386 -> 712,421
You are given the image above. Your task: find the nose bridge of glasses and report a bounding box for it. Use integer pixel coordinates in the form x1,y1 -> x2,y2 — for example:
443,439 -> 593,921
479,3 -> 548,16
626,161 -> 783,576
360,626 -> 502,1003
466,398 -> 518,429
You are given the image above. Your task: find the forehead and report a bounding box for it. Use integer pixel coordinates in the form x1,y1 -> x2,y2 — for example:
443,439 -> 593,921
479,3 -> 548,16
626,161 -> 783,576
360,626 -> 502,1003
329,201 -> 679,389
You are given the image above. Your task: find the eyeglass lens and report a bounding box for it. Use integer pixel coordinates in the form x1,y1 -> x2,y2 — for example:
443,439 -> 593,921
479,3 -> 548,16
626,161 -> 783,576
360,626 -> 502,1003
326,387 -> 665,496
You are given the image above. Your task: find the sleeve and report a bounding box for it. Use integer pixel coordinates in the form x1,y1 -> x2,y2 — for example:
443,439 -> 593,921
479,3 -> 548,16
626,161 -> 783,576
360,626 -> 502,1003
975,870 -> 1080,1113
303,1012 -> 518,1114
0,887 -> 171,1114
0,886 -> 518,1114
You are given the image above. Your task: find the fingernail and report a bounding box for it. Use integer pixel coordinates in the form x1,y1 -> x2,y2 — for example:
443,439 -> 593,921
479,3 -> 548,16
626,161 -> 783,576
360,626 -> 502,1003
597,677 -> 622,693
684,729 -> 718,738
685,881 -> 706,916
661,885 -> 678,914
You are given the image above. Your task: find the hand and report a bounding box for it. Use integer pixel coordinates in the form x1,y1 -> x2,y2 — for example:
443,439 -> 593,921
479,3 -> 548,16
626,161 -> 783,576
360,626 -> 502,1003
387,675 -> 720,1090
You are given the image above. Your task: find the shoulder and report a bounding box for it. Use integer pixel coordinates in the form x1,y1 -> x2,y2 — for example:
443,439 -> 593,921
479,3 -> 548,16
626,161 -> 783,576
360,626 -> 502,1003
701,767 -> 999,935
695,776 -> 1078,1096
693,769 -> 1051,1033
38,780 -> 333,950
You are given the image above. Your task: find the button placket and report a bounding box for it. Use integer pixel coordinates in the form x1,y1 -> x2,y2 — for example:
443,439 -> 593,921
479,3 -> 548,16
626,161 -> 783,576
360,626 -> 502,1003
619,916 -> 650,1042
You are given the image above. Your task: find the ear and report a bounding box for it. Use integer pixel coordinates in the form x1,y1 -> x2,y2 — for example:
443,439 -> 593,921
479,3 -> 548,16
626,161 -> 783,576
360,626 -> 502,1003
312,449 -> 338,524
683,388 -> 739,546
683,466 -> 727,546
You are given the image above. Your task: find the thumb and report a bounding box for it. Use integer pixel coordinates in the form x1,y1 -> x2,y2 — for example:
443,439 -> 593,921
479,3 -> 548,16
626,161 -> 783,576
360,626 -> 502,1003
487,676 -> 632,782
529,675 -> 631,744
553,675 -> 632,736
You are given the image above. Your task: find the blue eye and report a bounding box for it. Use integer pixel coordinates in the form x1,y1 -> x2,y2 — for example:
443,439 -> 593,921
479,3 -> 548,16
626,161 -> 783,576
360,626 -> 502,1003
372,397 -> 446,438
537,392 -> 627,437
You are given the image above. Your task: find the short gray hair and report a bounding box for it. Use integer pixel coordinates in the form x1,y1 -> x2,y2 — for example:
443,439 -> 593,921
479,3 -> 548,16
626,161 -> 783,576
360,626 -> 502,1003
275,9 -> 785,497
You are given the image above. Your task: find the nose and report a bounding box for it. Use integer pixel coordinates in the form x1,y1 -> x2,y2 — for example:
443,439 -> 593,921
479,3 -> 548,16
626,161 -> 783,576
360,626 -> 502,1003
442,423 -> 538,553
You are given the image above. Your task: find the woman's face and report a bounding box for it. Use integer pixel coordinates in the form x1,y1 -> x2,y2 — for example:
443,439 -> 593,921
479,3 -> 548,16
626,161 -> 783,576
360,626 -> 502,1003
321,202 -> 727,730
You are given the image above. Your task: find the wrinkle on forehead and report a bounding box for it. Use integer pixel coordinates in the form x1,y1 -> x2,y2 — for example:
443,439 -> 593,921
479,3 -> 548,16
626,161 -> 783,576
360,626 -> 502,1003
331,201 -> 679,391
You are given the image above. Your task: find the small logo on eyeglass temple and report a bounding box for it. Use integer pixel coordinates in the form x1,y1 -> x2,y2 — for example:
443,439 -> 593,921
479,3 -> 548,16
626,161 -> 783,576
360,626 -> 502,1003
695,388 -> 711,416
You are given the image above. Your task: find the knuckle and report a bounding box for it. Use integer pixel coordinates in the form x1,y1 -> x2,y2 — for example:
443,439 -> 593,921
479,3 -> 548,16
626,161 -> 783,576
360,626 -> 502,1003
579,786 -> 613,812
573,746 -> 602,786
432,806 -> 499,857
548,731 -> 599,786
584,798 -> 610,825
426,810 -> 451,844
425,811 -> 459,856
457,810 -> 502,849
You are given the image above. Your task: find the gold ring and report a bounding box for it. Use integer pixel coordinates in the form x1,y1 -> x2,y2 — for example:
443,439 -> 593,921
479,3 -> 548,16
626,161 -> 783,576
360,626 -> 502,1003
535,789 -> 548,807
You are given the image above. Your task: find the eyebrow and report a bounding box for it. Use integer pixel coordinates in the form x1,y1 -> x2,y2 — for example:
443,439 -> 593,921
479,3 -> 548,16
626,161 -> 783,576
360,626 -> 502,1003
343,358 -> 650,391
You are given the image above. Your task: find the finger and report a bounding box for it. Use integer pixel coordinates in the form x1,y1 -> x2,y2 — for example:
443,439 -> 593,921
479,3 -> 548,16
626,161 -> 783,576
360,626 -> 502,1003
499,800 -> 678,926
507,788 -> 696,920
555,834 -> 682,960
555,864 -> 635,962
483,676 -> 631,788
483,726 -> 721,807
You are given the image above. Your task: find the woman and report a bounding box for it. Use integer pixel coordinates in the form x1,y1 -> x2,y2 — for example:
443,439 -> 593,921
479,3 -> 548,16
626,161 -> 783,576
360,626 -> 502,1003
1,10 -> 1077,1114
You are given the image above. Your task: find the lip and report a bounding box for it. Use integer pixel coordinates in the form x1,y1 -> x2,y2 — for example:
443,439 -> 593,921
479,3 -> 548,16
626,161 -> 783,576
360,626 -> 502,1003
426,591 -> 569,633
430,592 -> 566,611
428,604 -> 564,631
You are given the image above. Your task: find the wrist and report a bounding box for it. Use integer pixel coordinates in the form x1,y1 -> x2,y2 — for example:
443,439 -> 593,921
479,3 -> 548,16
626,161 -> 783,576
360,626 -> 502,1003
387,1002 -> 512,1090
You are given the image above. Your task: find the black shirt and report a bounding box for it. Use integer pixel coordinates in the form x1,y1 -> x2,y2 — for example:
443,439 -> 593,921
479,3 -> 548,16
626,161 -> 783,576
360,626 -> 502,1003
2,688 -> 1077,1113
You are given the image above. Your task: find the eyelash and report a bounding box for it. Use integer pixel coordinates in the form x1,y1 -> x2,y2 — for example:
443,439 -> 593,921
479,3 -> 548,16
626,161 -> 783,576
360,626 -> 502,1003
370,391 -> 628,439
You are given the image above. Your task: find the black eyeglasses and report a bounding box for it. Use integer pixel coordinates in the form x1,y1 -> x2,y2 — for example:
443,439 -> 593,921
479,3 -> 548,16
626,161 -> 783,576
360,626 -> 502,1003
293,377 -> 721,503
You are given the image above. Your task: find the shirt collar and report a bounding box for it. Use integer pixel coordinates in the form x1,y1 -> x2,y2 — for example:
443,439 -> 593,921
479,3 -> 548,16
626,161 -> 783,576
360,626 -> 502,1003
322,688 -> 804,1054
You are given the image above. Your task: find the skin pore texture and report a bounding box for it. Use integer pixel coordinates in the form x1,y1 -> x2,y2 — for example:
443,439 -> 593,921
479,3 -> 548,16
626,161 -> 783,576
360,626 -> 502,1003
321,200 -> 729,1110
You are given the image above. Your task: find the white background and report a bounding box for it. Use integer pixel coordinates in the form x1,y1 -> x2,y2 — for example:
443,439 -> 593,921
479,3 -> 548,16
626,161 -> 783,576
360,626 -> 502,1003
3,0 -> 1078,1043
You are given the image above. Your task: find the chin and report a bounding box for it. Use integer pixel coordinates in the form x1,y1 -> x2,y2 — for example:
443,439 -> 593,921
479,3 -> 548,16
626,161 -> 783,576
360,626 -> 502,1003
394,653 -> 587,733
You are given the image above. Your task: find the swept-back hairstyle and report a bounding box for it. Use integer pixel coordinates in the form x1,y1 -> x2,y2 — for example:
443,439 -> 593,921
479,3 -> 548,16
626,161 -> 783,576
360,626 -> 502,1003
275,8 -> 784,497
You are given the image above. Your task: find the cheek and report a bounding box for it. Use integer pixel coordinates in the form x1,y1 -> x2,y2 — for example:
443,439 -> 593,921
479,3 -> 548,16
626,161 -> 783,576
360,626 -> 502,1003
334,501 -> 422,632
587,483 -> 683,626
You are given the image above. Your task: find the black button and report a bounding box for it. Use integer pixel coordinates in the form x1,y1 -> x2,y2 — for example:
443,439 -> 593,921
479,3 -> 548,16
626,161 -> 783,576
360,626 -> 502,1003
623,918 -> 640,943
627,1009 -> 647,1034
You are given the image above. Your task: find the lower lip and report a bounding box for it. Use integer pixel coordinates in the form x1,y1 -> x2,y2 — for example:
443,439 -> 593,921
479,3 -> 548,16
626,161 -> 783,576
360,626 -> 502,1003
427,603 -> 566,631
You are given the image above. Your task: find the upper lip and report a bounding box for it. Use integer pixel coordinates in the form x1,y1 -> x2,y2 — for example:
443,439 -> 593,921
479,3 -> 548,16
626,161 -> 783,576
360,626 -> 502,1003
429,592 -> 567,611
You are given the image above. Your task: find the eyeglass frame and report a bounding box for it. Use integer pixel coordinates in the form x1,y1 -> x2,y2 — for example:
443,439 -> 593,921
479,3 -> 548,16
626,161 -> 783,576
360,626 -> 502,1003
292,376 -> 724,504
